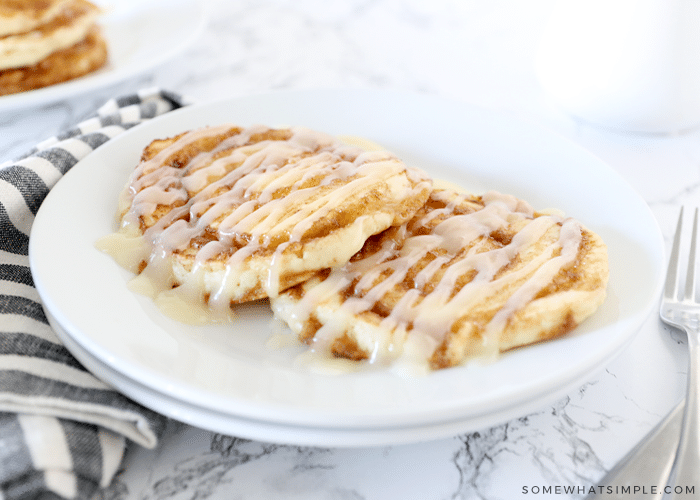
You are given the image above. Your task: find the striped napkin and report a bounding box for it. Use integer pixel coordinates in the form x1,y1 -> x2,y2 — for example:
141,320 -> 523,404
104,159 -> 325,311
0,88 -> 192,500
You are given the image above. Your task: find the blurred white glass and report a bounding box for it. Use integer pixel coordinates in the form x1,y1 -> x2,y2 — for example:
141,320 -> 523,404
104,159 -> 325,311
535,0 -> 700,134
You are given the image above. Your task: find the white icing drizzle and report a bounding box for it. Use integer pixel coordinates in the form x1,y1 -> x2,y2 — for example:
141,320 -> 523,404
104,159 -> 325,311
277,189 -> 584,367
99,124 -> 430,319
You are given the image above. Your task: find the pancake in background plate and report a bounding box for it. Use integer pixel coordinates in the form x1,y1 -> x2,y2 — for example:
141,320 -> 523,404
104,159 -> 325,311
0,26 -> 106,96
271,188 -> 609,372
102,124 -> 432,319
0,0 -> 107,95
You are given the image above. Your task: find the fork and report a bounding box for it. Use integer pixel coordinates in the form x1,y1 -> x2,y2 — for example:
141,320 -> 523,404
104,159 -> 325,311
584,400 -> 683,500
584,209 -> 697,500
660,206 -> 700,497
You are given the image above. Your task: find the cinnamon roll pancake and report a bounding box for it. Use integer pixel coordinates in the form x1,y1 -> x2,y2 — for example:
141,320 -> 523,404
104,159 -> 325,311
271,189 -> 609,371
105,124 -> 432,316
0,0 -> 107,95
0,26 -> 107,96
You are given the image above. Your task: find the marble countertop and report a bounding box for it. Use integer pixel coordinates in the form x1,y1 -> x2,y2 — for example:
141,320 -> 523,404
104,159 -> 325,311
3,0 -> 698,498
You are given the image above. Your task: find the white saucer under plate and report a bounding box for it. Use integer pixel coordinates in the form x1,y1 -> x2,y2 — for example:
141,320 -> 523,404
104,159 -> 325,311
30,89 -> 665,447
0,0 -> 206,111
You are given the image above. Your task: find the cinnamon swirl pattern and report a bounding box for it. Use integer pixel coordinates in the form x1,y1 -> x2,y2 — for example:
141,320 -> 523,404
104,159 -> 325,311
270,189 -> 609,371
108,124 -> 433,314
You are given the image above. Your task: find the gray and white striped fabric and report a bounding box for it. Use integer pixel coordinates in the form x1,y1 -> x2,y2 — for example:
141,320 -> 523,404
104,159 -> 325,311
0,88 -> 192,500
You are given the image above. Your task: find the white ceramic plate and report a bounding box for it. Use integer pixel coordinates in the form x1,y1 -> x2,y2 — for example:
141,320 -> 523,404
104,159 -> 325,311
30,89 -> 665,447
0,0 -> 206,111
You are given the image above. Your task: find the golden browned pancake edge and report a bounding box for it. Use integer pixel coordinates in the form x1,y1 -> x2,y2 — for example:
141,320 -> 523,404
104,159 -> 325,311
0,0 -> 73,37
0,0 -> 102,70
270,188 -> 609,371
0,26 -> 107,96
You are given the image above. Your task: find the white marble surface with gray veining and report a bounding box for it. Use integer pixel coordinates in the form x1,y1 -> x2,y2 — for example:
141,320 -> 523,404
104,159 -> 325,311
3,0 -> 699,498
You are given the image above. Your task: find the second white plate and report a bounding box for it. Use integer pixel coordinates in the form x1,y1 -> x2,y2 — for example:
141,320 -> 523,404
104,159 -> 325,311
30,89 -> 665,446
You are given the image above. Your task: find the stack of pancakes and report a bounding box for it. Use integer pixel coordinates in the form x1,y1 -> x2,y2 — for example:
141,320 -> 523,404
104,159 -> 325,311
0,0 -> 107,96
105,124 -> 609,372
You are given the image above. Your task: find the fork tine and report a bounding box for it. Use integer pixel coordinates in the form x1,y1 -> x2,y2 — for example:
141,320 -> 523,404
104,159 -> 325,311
685,208 -> 699,302
664,207 -> 684,301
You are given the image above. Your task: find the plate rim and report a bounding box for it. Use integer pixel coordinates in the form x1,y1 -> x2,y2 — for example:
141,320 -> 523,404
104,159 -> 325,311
48,307 -> 638,447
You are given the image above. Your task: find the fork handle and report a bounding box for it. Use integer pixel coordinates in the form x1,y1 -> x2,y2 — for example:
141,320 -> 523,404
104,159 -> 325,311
669,327 -> 700,498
